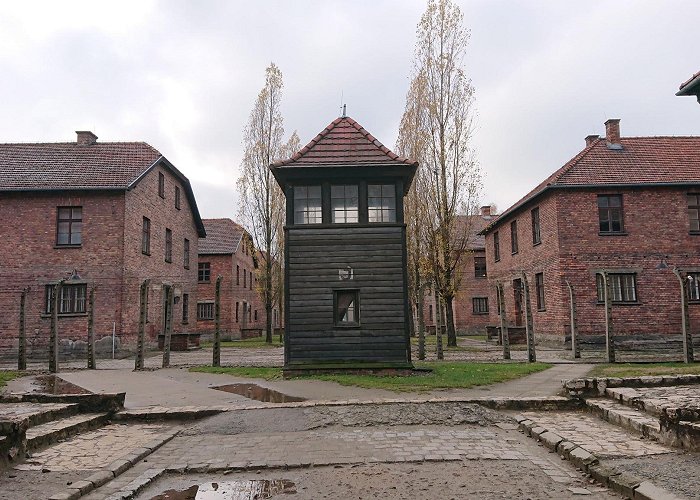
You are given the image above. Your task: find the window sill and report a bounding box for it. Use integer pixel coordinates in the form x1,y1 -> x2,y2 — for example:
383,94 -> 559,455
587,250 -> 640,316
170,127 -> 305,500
537,308 -> 546,312
165,260 -> 172,264
41,312 -> 88,318
334,323 -> 361,329
511,251 -> 519,255
142,252 -> 151,256
533,241 -> 541,247
598,232 -> 628,236
690,231 -> 700,236
54,245 -> 82,249
184,266 -> 190,270
472,312 -> 489,316
474,276 -> 487,280
595,301 -> 640,306
199,280 -> 210,284
198,318 -> 214,321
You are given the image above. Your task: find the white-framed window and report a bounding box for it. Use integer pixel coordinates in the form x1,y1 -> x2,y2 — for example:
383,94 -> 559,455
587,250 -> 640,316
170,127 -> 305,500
368,184 -> 396,223
294,186 -> 322,224
331,185 -> 359,223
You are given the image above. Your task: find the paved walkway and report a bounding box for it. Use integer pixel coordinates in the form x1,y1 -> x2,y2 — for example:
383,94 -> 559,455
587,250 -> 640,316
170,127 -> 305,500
28,362 -> 593,409
82,424 -> 608,500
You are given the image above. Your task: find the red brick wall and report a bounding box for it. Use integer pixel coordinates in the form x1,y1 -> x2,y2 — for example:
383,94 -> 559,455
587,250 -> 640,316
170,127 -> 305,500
485,192 -> 567,340
452,249 -> 492,334
196,236 -> 274,339
557,187 -> 700,337
122,163 -> 200,344
485,187 -> 700,342
0,191 -> 126,354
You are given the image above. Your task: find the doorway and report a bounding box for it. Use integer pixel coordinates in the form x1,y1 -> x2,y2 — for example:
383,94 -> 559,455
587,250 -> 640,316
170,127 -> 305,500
512,278 -> 523,326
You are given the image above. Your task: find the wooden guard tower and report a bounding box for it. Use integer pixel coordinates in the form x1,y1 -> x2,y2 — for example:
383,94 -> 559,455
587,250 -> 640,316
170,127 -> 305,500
271,115 -> 418,369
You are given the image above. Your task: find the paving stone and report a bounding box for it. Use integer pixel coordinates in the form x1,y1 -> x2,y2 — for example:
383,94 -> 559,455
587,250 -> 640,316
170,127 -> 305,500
539,431 -> 563,451
634,480 -> 684,500
86,469 -> 115,487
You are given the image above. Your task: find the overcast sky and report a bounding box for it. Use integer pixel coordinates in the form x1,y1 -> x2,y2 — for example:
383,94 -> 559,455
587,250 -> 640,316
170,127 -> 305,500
1,0 -> 699,219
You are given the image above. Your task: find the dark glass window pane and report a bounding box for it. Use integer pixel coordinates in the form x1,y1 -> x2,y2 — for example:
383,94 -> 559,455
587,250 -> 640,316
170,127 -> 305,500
368,184 -> 396,222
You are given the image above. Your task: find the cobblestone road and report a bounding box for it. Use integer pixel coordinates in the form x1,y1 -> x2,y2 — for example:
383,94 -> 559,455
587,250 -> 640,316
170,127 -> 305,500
520,411 -> 674,457
14,424 -> 169,472
83,422 -> 611,499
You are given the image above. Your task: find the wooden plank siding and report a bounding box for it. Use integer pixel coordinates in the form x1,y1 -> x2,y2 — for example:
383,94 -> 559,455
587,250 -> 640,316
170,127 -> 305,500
285,225 -> 410,365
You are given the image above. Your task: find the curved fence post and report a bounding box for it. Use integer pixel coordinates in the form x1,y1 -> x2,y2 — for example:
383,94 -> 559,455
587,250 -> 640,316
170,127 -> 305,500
87,287 -> 96,369
521,272 -> 536,362
565,279 -> 580,359
18,289 -> 27,371
496,283 -> 510,360
213,275 -> 222,367
162,285 -> 174,368
673,268 -> 694,364
135,279 -> 149,370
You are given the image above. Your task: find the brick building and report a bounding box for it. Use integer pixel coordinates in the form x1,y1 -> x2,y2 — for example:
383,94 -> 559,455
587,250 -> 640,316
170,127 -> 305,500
196,218 -> 273,339
0,131 -> 205,357
481,119 -> 700,343
423,207 -> 496,335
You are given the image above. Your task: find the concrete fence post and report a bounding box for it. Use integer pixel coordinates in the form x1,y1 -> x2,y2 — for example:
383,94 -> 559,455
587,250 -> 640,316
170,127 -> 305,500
213,275 -> 222,367
600,272 -> 616,363
496,283 -> 510,360
49,280 -> 64,373
673,268 -> 694,364
162,285 -> 174,368
87,287 -> 96,369
18,289 -> 27,371
565,279 -> 581,359
135,279 -> 149,370
521,272 -> 536,363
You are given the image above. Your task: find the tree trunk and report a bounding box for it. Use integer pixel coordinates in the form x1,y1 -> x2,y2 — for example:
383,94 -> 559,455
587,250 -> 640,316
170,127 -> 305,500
265,257 -> 273,343
417,287 -> 426,361
444,294 -> 457,347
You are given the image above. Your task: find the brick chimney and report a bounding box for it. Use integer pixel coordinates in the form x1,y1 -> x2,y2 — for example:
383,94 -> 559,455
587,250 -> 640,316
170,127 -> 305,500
604,119 -> 622,149
585,134 -> 600,147
480,205 -> 492,217
76,130 -> 98,146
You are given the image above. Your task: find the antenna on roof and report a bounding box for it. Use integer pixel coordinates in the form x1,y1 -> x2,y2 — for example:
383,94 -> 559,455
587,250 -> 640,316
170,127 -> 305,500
342,104 -> 347,117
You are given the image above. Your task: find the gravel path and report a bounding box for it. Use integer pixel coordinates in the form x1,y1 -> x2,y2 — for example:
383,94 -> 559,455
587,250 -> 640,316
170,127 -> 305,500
180,402 -> 510,436
135,462 -> 614,500
604,453 -> 699,500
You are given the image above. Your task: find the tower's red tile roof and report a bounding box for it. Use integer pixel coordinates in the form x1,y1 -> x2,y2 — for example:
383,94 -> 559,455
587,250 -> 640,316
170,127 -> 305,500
271,116 -> 417,168
482,135 -> 700,234
199,218 -> 245,255
0,141 -> 162,190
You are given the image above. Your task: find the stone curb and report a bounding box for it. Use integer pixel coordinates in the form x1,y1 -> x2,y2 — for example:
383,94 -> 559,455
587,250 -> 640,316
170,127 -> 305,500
47,428 -> 179,500
114,396 -> 579,421
513,414 -> 683,500
563,374 -> 700,399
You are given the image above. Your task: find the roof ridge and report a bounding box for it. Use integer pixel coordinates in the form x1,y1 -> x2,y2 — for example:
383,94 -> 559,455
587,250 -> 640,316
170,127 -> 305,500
271,116 -> 418,168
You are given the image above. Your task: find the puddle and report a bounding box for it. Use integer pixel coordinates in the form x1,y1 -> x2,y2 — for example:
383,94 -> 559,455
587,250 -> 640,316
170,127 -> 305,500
33,375 -> 91,395
212,384 -> 305,403
151,480 -> 296,499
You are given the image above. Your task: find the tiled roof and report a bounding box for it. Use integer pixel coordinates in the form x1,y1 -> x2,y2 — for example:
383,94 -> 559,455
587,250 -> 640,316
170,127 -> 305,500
482,135 -> 700,234
271,116 -> 418,168
199,218 -> 245,255
678,70 -> 700,95
0,142 -> 162,190
456,214 -> 494,250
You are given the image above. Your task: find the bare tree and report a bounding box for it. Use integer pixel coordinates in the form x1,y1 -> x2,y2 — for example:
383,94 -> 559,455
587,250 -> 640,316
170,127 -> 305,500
237,63 -> 296,343
409,0 -> 482,347
396,72 -> 432,360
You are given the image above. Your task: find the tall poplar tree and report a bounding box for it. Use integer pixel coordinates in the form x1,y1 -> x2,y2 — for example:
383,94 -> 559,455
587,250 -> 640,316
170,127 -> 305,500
404,0 -> 482,347
237,63 -> 296,343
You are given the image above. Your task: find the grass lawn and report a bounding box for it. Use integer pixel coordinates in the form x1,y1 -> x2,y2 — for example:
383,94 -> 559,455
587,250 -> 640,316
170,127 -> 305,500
200,337 -> 283,349
589,362 -> 700,378
0,370 -> 20,390
191,361 -> 551,392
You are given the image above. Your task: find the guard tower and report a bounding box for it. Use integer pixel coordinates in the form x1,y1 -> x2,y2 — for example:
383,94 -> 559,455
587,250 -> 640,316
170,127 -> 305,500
271,115 -> 418,369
